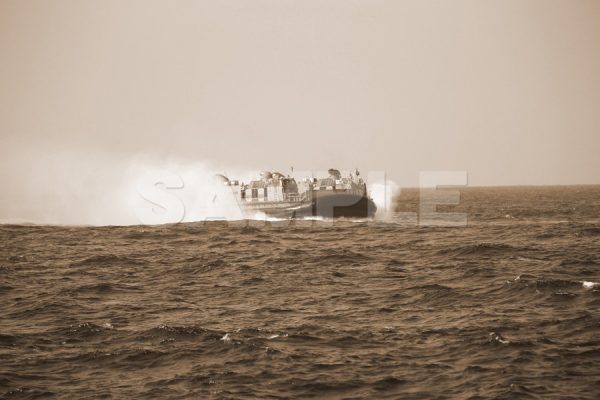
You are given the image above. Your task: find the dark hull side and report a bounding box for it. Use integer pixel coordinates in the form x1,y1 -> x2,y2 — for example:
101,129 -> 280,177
241,192 -> 377,219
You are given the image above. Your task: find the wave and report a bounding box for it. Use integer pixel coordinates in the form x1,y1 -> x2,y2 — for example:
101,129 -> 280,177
52,322 -> 117,340
438,242 -> 529,257
64,283 -> 143,296
559,257 -> 600,268
312,250 -> 373,265
0,333 -> 18,345
502,276 -> 600,296
70,254 -> 143,267
0,284 -> 14,293
577,226 -> 600,236
149,324 -> 209,336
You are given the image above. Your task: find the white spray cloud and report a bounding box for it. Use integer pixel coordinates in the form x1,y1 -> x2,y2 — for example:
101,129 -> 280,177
368,175 -> 399,221
1,152 -> 397,225
126,158 -> 255,225
0,152 -> 253,225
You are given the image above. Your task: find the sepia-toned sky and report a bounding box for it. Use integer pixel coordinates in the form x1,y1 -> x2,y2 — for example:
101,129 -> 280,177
1,0 -> 599,222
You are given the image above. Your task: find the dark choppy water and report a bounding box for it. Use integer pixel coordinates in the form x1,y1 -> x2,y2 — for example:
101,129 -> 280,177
1,186 -> 600,399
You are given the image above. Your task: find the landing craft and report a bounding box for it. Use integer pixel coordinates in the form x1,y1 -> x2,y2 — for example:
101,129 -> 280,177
217,169 -> 377,218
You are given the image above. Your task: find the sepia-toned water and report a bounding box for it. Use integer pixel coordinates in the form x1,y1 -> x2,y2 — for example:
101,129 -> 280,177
1,186 -> 600,399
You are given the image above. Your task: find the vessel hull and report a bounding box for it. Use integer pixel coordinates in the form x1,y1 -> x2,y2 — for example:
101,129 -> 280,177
240,192 -> 377,219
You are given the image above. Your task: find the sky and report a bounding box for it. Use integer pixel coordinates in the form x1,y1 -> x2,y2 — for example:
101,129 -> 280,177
1,0 -> 599,223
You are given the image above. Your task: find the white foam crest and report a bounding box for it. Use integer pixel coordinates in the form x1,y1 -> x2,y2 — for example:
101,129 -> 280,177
220,333 -> 232,342
489,332 -> 510,344
303,216 -> 325,221
581,281 -> 599,289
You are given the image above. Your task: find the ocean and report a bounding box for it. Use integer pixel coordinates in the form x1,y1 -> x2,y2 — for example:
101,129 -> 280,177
1,186 -> 599,399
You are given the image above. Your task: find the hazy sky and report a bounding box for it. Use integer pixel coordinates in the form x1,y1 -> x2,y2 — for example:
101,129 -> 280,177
1,0 -> 599,222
